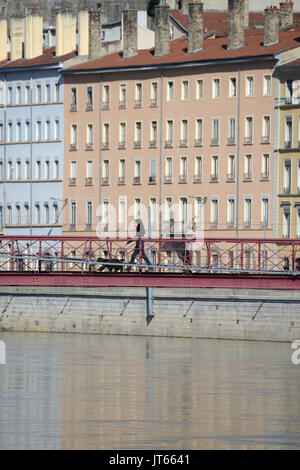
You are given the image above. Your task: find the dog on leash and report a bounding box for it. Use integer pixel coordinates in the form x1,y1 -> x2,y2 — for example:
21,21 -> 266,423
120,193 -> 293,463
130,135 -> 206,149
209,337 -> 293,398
97,251 -> 124,273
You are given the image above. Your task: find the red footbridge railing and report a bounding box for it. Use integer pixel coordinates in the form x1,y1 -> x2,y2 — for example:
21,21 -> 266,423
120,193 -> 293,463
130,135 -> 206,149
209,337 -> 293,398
0,235 -> 300,289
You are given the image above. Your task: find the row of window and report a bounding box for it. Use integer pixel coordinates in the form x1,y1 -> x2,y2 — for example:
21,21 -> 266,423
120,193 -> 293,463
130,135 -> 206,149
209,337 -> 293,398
0,203 -> 59,227
70,75 -> 272,111
0,160 -> 60,181
69,154 -> 271,186
0,82 -> 61,106
66,196 -> 271,231
70,116 -> 273,149
0,119 -> 60,143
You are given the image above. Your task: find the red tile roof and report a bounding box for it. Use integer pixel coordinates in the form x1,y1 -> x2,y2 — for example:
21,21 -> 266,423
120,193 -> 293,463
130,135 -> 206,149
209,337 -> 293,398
65,27 -> 300,73
0,47 -> 77,69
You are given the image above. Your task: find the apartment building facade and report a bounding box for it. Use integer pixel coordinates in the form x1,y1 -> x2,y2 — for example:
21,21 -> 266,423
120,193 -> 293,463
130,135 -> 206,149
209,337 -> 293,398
275,60 -> 300,239
62,3 -> 300,241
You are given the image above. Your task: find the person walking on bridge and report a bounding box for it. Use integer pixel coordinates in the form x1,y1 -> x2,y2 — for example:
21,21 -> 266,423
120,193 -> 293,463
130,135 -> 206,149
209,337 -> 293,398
126,219 -> 151,271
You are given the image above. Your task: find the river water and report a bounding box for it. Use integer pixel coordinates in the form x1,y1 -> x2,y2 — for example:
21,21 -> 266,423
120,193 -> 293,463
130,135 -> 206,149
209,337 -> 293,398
0,331 -> 299,450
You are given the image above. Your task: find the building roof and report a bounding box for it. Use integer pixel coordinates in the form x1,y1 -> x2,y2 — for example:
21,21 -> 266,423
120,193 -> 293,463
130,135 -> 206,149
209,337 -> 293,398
65,27 -> 300,73
0,47 -> 77,70
170,10 -> 300,36
278,57 -> 300,67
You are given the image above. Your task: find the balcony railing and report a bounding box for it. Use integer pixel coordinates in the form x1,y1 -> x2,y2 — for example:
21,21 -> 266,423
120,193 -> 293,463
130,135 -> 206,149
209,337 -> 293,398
86,102 -> 93,111
261,136 -> 270,144
211,138 -> 219,146
179,139 -> 188,147
119,100 -> 126,109
134,141 -> 142,149
194,175 -> 202,183
134,99 -> 142,108
69,177 -> 76,185
149,176 -> 156,184
150,99 -> 158,107
149,140 -> 157,148
85,177 -> 93,185
244,137 -> 253,145
194,139 -> 202,147
227,173 -> 235,181
69,144 -> 77,151
165,140 -> 173,148
118,141 -> 126,149
244,173 -> 252,180
85,143 -> 93,151
261,172 -> 270,180
102,101 -> 110,110
227,137 -> 235,145
164,175 -> 172,184
210,174 -> 218,182
70,103 -> 77,112
118,177 -> 125,185
179,175 -> 187,183
102,142 -> 109,150
133,176 -> 141,184
101,177 -> 109,186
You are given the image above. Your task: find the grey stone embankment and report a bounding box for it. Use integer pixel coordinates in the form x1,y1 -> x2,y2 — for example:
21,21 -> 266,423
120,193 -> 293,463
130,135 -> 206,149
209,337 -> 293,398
0,286 -> 300,343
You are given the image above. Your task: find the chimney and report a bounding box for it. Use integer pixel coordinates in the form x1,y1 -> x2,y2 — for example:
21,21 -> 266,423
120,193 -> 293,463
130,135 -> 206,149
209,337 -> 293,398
188,2 -> 204,54
244,0 -> 249,28
264,6 -> 279,47
154,3 -> 170,57
122,9 -> 138,59
227,0 -> 244,51
55,9 -> 76,57
25,13 -> 43,59
78,9 -> 89,56
88,8 -> 101,59
181,0 -> 189,14
10,16 -> 25,61
279,2 -> 294,28
0,18 -> 7,61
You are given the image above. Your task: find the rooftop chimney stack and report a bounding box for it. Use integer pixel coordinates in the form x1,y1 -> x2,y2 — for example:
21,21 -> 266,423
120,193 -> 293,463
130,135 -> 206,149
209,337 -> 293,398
227,0 -> 245,50
188,2 -> 204,54
264,6 -> 279,47
244,0 -> 249,28
0,18 -> 7,61
181,0 -> 189,14
88,8 -> 101,59
154,3 -> 170,57
25,13 -> 43,59
122,9 -> 138,59
279,2 -> 294,28
10,16 -> 25,61
56,9 -> 76,57
78,9 -> 89,56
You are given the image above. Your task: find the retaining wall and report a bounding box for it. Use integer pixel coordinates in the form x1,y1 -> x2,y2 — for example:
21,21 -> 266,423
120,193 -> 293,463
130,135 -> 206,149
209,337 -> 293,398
0,286 -> 299,342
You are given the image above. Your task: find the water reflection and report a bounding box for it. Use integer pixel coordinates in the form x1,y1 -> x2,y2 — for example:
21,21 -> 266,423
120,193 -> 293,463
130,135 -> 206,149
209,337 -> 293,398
0,332 -> 299,450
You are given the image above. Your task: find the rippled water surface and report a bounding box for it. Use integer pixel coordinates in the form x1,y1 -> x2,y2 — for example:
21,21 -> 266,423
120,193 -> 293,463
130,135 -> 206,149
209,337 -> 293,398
0,332 -> 300,450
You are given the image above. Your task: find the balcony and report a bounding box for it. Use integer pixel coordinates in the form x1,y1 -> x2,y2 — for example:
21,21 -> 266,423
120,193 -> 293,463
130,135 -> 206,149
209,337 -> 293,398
133,176 -> 141,185
69,177 -> 76,185
276,96 -> 300,106
150,99 -> 158,107
134,99 -> 142,108
149,176 -> 156,184
102,142 -> 109,150
244,137 -> 253,145
261,172 -> 270,180
227,137 -> 235,145
119,100 -> 126,109
194,175 -> 202,183
165,140 -> 173,148
85,177 -> 93,186
179,139 -> 188,148
164,175 -> 172,184
70,103 -> 77,112
244,173 -> 252,181
101,177 -> 109,186
134,140 -> 142,149
86,102 -> 93,111
210,174 -> 218,182
227,173 -> 235,181
211,138 -> 219,146
118,177 -> 125,185
102,101 -> 110,110
179,175 -> 187,183
194,139 -> 202,147
149,140 -> 157,148
261,136 -> 270,144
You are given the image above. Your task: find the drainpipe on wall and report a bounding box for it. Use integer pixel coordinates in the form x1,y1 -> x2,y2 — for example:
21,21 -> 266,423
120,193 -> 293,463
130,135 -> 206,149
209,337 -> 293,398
30,75 -> 33,236
3,72 -> 7,233
273,70 -> 280,239
99,77 -> 103,237
236,66 -> 241,240
159,71 -> 164,238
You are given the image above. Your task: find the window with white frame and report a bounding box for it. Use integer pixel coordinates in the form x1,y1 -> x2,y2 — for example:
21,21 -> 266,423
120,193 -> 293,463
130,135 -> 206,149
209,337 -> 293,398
285,115 -> 293,148
246,76 -> 254,96
16,86 -> 21,104
229,77 -> 237,97
282,206 -> 290,238
211,199 -> 218,226
103,123 -> 110,146
45,160 -> 50,180
166,157 -> 172,181
245,154 -> 252,179
180,156 -> 187,181
135,83 -> 142,106
296,207 -> 300,238
35,204 -> 40,225
297,160 -> 300,192
181,120 -> 188,145
71,124 -> 77,146
228,155 -> 235,179
167,81 -> 174,101
211,155 -> 218,179
262,154 -> 270,179
70,201 -> 77,227
45,84 -> 50,102
196,79 -> 203,100
261,197 -> 269,227
195,119 -> 202,144
151,82 -> 158,105
195,156 -> 202,181
119,122 -> 126,146
181,80 -> 189,100
25,121 -> 30,141
54,160 -> 59,179
264,75 -> 271,96
244,197 -> 252,227
229,117 -> 236,143
54,120 -> 59,140
149,158 -> 156,182
36,84 -> 42,103
45,120 -> 51,140
87,124 -> 93,147
228,197 -> 235,227
262,116 -> 270,142
245,117 -> 253,143
16,160 -> 21,180
283,159 -> 291,193
70,161 -> 77,181
7,122 -> 12,142
213,78 -> 220,98
25,161 -> 30,180
86,200 -> 93,226
212,118 -> 219,144
36,120 -> 42,141
166,120 -> 173,144
36,160 -> 41,180
16,121 -> 21,142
